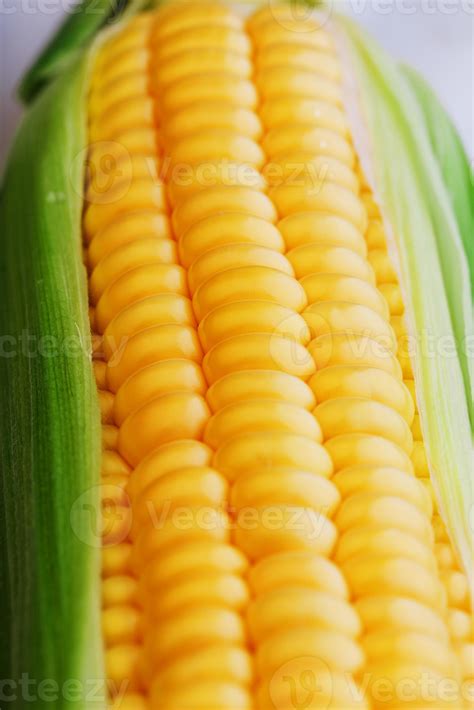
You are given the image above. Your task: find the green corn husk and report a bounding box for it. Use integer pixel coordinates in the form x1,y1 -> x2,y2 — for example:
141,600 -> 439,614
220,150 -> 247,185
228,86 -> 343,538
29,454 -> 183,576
18,0 -> 150,104
0,35 -> 104,710
335,15 -> 474,591
19,1 -> 116,104
1,5 -> 150,706
402,65 -> 474,297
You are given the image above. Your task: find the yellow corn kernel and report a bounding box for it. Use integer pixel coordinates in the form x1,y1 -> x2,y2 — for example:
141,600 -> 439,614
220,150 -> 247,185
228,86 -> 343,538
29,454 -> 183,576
163,104 -> 262,143
215,432 -> 333,483
172,185 -> 277,236
206,370 -> 315,412
102,575 -> 138,608
203,333 -> 315,383
199,301 -> 310,351
291,244 -> 375,281
118,391 -> 210,465
204,400 -> 322,448
310,366 -> 413,422
188,243 -> 293,292
178,214 -> 284,267
114,359 -> 206,425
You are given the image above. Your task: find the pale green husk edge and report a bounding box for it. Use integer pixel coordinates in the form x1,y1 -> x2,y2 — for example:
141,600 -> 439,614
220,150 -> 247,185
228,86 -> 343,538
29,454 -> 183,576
402,65 -> 474,300
335,16 -> 474,590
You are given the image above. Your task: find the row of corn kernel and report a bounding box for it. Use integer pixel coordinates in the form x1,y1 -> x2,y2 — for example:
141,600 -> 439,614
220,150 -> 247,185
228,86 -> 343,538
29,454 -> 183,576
397,328 -> 473,703
248,7 -> 368,710
403,336 -> 472,706
142,4 -> 256,709
358,176 -> 465,706
434,517 -> 474,708
361,176 -> 473,704
251,5 -> 461,707
251,10 -> 378,708
331,182 -> 458,706
91,329 -> 142,710
87,17 -> 159,710
149,5 -> 259,708
86,15 -> 173,709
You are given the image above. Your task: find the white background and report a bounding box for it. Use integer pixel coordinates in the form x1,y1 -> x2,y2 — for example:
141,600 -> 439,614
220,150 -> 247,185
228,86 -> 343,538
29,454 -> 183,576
0,0 -> 473,172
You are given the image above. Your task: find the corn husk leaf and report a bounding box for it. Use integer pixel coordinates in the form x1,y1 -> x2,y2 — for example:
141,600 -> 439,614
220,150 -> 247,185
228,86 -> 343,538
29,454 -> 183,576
402,65 -> 474,298
18,0 -> 143,104
335,16 -> 474,590
0,54 -> 104,709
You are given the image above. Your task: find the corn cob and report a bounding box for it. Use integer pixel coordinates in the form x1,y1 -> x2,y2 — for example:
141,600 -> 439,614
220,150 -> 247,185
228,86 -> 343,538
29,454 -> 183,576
76,3 -> 474,708
1,2 -> 473,710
